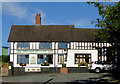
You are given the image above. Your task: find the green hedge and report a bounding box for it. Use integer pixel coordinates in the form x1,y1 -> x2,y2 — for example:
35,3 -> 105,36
2,55 -> 10,63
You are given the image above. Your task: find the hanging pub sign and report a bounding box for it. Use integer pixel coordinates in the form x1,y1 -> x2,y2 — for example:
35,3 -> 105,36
16,49 -> 53,54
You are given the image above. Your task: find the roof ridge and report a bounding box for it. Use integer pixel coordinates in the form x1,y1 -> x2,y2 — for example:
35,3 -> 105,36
75,28 -> 98,30
12,25 -> 74,26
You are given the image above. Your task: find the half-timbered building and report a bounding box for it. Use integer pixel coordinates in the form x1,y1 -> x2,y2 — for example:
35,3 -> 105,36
8,14 -> 117,72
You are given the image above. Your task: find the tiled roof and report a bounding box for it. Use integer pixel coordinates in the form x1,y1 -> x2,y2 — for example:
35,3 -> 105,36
8,25 -> 97,42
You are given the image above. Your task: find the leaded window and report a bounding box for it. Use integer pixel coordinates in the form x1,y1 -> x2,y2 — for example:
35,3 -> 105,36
58,54 -> 64,64
39,43 -> 51,49
59,43 -> 69,49
17,55 -> 29,64
75,54 -> 91,64
37,54 -> 53,64
18,42 -> 29,49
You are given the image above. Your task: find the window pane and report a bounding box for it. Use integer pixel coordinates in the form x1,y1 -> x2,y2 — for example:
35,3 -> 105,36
89,59 -> 91,63
76,59 -> 79,64
58,54 -> 64,64
18,55 -> 21,58
40,43 -> 44,48
18,43 -> 21,48
80,55 -> 82,57
83,59 -> 85,62
38,58 -> 40,64
25,55 -> 29,58
26,43 -> 29,48
80,58 -> 82,63
48,43 -> 51,48
63,43 -> 66,48
59,43 -> 62,48
38,55 -> 43,64
43,55 -> 47,62
26,58 -> 29,64
85,55 -> 89,63
22,43 -> 25,48
65,55 -> 67,62
48,55 -> 53,64
22,55 -> 25,58
18,58 -> 21,64
22,58 -> 25,63
44,43 -> 47,48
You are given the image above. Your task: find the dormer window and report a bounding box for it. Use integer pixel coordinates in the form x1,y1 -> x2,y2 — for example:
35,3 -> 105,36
18,42 -> 29,49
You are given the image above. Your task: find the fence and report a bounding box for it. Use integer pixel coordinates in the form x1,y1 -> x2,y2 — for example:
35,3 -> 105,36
1,63 -> 8,76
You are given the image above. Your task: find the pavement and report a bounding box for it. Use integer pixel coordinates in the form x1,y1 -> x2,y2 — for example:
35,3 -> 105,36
1,73 -> 120,84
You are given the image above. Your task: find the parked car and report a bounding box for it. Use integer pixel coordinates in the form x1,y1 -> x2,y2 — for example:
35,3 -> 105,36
88,61 -> 116,73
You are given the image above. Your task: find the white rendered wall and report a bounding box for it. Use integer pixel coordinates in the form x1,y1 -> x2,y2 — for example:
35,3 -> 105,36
10,42 -> 112,68
67,49 -> 98,67
11,42 -> 55,67
10,54 -> 13,62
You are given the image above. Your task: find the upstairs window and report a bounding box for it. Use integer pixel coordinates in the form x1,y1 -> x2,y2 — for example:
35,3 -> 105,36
40,43 -> 51,49
18,42 -> 29,49
59,43 -> 69,49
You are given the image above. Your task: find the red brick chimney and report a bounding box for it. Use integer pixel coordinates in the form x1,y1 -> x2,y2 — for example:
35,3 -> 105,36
35,14 -> 41,25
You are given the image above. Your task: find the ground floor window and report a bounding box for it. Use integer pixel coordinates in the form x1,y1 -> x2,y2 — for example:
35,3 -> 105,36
75,54 -> 91,64
58,54 -> 64,64
37,54 -> 53,64
17,55 -> 29,64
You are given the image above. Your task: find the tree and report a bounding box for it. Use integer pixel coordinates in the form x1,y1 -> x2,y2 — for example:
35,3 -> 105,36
2,55 -> 10,63
87,2 -> 120,43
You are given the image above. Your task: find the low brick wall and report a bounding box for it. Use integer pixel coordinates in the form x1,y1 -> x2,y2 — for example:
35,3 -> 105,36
8,67 -> 25,76
13,67 -> 25,76
41,67 -> 88,73
41,67 -> 60,73
68,67 -> 89,73
8,66 -> 88,76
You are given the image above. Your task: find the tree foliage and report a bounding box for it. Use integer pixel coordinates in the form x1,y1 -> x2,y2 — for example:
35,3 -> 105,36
87,2 -> 120,43
2,55 -> 10,63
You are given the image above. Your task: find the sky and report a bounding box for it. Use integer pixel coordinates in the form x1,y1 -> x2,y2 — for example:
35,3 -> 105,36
0,1 -> 117,55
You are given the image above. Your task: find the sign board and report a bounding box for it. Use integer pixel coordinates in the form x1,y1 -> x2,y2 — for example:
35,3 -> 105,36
2,47 -> 8,56
9,66 -> 11,69
25,67 -> 41,72
16,49 -> 53,54
30,56 -> 36,64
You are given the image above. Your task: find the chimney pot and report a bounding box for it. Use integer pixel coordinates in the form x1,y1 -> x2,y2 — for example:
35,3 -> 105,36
35,14 -> 41,25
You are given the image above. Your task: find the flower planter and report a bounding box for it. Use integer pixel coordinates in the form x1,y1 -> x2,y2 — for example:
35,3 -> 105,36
41,63 -> 50,66
78,62 -> 88,68
19,63 -> 26,67
61,68 -> 68,73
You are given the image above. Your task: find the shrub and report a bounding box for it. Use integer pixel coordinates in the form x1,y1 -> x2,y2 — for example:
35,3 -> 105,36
78,62 -> 88,67
41,62 -> 50,66
19,63 -> 26,66
62,64 -> 66,67
2,55 -> 10,63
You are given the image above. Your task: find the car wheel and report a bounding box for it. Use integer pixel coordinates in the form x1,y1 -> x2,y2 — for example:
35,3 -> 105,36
95,68 -> 101,73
